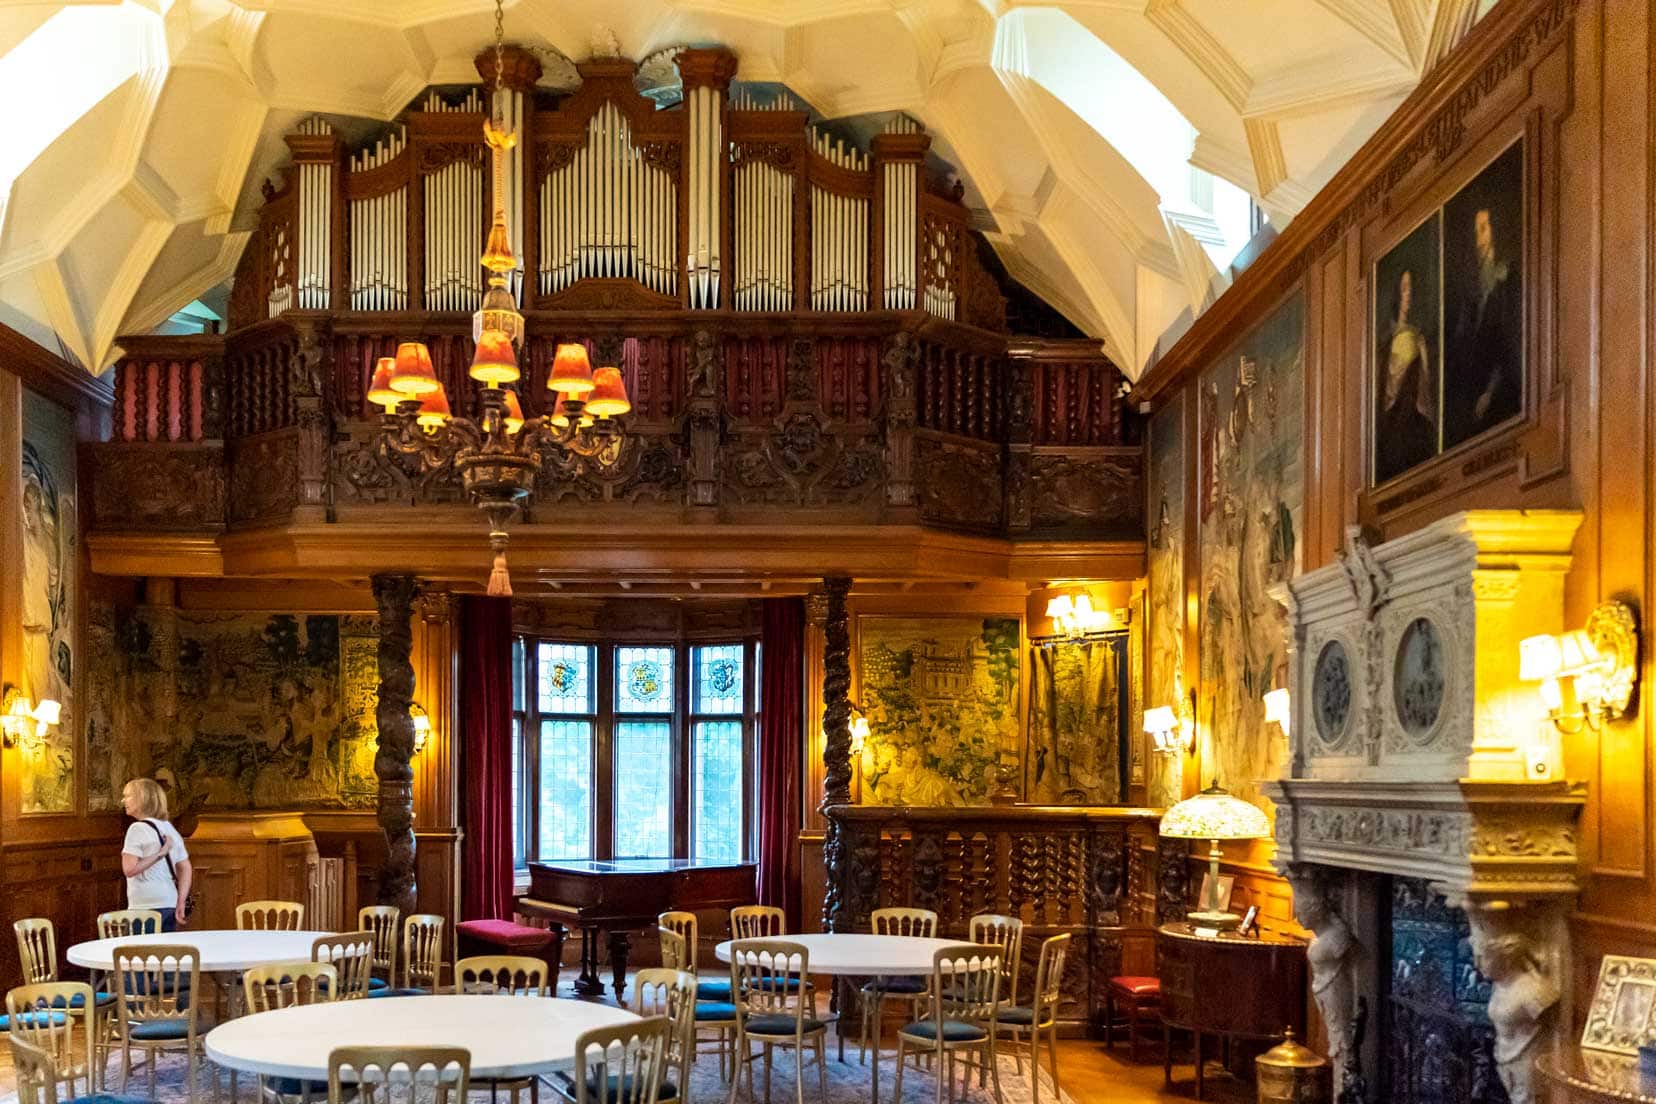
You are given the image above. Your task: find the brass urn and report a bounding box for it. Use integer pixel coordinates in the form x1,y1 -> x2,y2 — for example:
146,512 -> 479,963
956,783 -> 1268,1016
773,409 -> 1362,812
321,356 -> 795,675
1255,1028 -> 1329,1104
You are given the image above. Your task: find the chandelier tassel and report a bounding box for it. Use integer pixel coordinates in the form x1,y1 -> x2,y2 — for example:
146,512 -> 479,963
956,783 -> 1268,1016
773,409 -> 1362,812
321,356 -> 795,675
484,502 -> 516,596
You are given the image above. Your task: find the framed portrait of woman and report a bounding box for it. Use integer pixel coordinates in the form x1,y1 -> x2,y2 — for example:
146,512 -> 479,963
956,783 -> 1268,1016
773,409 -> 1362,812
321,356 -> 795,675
1372,211 -> 1443,486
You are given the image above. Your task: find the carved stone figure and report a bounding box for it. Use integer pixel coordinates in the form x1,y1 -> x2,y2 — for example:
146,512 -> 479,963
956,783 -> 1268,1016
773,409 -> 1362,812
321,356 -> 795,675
1286,865 -> 1359,1095
1468,904 -> 1558,1104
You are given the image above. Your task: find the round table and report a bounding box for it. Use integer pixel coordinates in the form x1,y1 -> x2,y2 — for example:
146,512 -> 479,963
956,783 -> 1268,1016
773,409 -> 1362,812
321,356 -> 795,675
205,995 -> 640,1081
68,930 -> 335,973
715,933 -> 961,1104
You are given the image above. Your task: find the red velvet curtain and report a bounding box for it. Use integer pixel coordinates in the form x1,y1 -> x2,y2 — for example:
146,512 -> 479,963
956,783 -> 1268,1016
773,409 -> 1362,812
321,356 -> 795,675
459,595 -> 514,921
757,598 -> 804,930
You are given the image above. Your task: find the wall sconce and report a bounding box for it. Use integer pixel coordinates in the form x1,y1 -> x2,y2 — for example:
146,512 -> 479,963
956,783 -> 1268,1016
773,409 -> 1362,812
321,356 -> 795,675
1263,687 -> 1291,737
1144,704 -> 1193,755
1043,590 -> 1124,642
849,707 -> 870,755
1519,600 -> 1640,735
410,703 -> 432,755
1,686 -> 60,750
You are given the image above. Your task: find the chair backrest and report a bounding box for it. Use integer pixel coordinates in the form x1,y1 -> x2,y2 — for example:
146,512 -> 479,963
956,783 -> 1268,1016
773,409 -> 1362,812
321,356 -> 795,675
729,905 -> 785,941
631,969 -> 696,1069
728,940 -> 811,1027
1032,933 -> 1071,1018
656,927 -> 689,972
454,955 -> 546,996
570,1018 -> 673,1104
9,1035 -> 61,1104
359,905 -> 400,977
933,944 -> 1002,1026
968,913 -> 1023,1005
403,914 -> 445,990
243,962 -> 338,1012
113,944 -> 200,1032
313,931 -> 377,1000
6,982 -> 94,1096
14,919 -> 56,985
327,1045 -> 470,1104
98,909 -> 162,940
871,907 -> 938,938
657,911 -> 697,971
237,900 -> 305,931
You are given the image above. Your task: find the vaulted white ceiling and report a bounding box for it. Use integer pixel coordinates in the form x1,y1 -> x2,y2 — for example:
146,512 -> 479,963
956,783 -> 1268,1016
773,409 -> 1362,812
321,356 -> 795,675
0,0 -> 1489,377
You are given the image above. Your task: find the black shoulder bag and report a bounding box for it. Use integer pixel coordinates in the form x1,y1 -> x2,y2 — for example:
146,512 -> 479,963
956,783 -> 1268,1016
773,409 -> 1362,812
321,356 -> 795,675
144,820 -> 196,922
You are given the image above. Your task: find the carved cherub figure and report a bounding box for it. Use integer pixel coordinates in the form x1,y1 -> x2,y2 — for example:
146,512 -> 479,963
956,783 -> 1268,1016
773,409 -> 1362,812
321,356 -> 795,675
1469,908 -> 1557,1104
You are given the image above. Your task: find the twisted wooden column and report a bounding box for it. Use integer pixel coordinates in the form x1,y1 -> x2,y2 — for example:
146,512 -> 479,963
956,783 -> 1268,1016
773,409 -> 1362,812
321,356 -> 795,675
819,576 -> 854,934
373,573 -> 420,917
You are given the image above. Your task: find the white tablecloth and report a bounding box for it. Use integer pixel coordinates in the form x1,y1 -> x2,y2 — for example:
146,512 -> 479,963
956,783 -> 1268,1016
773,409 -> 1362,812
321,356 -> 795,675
68,930 -> 335,973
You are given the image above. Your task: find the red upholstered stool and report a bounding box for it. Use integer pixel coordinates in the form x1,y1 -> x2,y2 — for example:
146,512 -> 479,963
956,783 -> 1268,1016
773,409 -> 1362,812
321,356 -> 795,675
456,919 -> 566,991
1104,975 -> 1163,1063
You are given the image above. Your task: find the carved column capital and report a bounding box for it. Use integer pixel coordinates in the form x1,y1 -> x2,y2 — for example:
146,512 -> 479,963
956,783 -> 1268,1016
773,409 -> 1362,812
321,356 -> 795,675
414,590 -> 458,625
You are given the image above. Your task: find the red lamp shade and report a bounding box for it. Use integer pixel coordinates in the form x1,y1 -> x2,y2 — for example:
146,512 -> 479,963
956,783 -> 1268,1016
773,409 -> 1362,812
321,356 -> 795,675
548,343 -> 595,394
585,366 -> 631,418
415,388 -> 451,429
501,388 -> 525,434
389,341 -> 441,396
468,330 -> 520,385
367,357 -> 402,411
550,392 -> 593,429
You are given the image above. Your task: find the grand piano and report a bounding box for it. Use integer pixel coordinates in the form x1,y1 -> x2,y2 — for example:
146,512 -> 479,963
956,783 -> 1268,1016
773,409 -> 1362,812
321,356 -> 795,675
521,858 -> 757,997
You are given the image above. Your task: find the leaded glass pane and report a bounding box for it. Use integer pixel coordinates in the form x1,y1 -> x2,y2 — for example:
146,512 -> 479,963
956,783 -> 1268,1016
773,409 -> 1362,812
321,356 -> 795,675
692,644 -> 744,715
538,642 -> 594,714
693,720 -> 744,862
538,718 -> 592,860
613,721 -> 671,857
511,716 -> 524,865
615,646 -> 674,713
512,636 -> 526,712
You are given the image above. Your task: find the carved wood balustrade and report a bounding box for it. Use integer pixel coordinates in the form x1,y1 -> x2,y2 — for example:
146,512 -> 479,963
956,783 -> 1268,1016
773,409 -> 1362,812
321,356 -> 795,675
823,803 -> 1163,1033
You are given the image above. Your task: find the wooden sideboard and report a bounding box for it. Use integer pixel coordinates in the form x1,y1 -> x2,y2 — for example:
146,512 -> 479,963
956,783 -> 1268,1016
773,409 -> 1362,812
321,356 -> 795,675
186,812 -> 319,930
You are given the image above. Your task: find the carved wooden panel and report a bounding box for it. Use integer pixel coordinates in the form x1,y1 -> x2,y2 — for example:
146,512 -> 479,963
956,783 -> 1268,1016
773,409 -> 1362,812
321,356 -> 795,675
89,444 -> 227,531
915,434 -> 1002,531
1024,447 -> 1143,537
229,431 -> 302,523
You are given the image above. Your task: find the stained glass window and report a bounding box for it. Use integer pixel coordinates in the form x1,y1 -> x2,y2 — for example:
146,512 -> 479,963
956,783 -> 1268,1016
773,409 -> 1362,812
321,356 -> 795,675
693,720 -> 743,862
692,644 -> 744,715
539,642 -> 594,714
615,646 -> 674,713
539,719 -> 592,860
613,721 -> 671,857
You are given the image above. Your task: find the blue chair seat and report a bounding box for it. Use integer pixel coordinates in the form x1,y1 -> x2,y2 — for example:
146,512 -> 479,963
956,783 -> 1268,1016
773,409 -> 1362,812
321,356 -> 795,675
994,1005 -> 1036,1026
744,1014 -> 826,1036
694,978 -> 733,1002
367,977 -> 390,992
553,1070 -> 677,1102
752,975 -> 811,994
44,992 -> 118,1011
862,976 -> 926,995
367,987 -> 428,998
900,1019 -> 987,1043
693,1002 -> 737,1023
76,1094 -> 152,1104
269,1077 -> 331,1097
0,1010 -> 68,1032
122,975 -> 192,995
129,1019 -> 191,1041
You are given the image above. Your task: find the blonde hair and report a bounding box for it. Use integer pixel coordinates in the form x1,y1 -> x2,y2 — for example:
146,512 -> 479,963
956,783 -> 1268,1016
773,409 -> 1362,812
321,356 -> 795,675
123,778 -> 169,821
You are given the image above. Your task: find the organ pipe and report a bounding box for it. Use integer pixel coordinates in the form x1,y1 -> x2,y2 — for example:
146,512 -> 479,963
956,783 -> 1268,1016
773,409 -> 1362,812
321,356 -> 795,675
295,116 -> 334,310
347,129 -> 409,310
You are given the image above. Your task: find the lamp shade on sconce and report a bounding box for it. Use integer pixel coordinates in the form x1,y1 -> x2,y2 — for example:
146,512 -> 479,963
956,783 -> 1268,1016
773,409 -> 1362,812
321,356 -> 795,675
584,366 -> 631,417
415,389 -> 452,429
389,342 -> 441,396
548,343 -> 595,394
501,389 -> 525,434
1045,595 -> 1075,621
368,358 -> 402,410
550,392 -> 593,429
32,700 -> 60,727
1556,629 -> 1603,677
1263,687 -> 1291,731
1519,634 -> 1563,681
1160,785 -> 1271,841
468,329 -> 520,385
1143,706 -> 1178,735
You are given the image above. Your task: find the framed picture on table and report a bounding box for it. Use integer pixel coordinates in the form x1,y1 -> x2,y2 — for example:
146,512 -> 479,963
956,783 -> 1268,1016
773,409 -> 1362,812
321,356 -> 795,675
1197,872 -> 1235,914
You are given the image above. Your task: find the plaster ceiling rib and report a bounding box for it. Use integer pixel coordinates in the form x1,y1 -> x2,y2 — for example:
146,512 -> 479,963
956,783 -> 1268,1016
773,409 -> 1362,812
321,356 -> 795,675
119,231 -> 252,347
1310,0 -> 1414,69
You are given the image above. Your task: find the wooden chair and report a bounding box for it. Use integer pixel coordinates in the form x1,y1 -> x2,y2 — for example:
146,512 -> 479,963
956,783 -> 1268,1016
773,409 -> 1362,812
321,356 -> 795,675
14,919 -> 57,985
994,934 -> 1069,1104
111,943 -> 206,1104
99,910 -> 163,939
357,906 -> 400,993
8,1035 -> 90,1104
632,968 -> 697,1102
454,955 -> 547,996
397,914 -> 445,993
237,901 -> 305,931
659,910 -> 730,1003
893,944 -> 1006,1104
312,932 -> 377,1000
6,982 -> 96,1101
725,940 -> 828,1104
327,1045 -> 470,1104
660,928 -> 736,1078
1105,927 -> 1162,1063
858,908 -> 937,1066
552,1018 -> 674,1104
967,915 -> 1023,1007
727,907 -> 812,1014
243,962 -> 336,1103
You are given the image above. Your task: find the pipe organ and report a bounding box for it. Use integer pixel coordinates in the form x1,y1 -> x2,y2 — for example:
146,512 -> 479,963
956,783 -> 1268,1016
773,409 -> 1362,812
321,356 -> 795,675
234,46 -> 999,332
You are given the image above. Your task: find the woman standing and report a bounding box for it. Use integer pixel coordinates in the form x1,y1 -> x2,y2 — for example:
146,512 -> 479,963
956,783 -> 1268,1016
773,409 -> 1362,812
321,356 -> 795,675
120,778 -> 192,931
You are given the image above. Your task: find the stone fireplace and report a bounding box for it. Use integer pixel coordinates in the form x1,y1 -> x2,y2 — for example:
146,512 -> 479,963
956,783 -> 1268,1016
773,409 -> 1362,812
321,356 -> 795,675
1264,511 -> 1588,1104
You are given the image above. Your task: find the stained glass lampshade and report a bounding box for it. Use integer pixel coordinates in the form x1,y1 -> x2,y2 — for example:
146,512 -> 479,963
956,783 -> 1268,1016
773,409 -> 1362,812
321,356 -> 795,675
1160,785 -> 1270,929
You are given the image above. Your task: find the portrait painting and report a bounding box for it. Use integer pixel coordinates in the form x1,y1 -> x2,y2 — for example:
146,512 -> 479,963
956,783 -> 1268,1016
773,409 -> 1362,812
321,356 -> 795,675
1027,634 -> 1127,804
1196,291 -> 1304,811
1146,393 -> 1186,808
1442,140 -> 1524,450
20,388 -> 77,814
1373,212 -> 1443,485
855,616 -> 1021,807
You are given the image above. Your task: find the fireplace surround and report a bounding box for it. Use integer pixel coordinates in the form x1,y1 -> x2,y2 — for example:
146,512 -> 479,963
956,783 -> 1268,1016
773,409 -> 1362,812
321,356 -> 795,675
1265,511 -> 1588,1104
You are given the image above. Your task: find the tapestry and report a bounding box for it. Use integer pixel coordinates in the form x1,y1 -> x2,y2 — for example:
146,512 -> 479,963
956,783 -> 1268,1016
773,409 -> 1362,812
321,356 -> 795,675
1196,290 -> 1305,809
85,607 -> 380,813
1027,636 -> 1125,804
856,616 -> 1021,806
1145,392 -> 1186,808
19,388 -> 77,813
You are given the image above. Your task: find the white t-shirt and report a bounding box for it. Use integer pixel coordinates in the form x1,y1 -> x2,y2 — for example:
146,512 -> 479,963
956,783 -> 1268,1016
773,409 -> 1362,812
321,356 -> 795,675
122,820 -> 188,910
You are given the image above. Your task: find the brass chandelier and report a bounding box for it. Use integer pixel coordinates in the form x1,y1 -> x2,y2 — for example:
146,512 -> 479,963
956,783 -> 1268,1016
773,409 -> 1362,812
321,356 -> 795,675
369,0 -> 629,595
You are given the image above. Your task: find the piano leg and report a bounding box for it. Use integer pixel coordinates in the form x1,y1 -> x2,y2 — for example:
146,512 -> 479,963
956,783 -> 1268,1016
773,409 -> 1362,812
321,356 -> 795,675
607,930 -> 632,1001
573,925 -> 607,997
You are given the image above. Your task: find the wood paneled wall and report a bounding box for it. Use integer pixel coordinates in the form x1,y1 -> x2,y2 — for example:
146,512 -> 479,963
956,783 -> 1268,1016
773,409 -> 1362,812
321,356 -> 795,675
1131,0 -> 1654,1016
